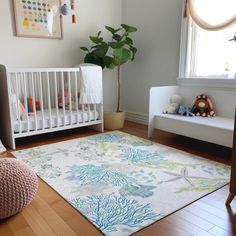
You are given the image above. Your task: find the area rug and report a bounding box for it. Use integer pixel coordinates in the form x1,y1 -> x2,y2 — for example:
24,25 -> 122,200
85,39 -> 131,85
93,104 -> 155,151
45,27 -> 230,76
12,131 -> 230,236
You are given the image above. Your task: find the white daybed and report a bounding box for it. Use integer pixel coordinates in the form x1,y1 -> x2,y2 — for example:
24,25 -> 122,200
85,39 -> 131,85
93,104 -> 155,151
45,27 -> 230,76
148,79 -> 236,148
0,64 -> 104,149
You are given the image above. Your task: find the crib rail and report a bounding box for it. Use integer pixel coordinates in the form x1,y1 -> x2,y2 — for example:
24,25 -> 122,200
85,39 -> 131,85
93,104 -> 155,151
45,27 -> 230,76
6,67 -> 103,141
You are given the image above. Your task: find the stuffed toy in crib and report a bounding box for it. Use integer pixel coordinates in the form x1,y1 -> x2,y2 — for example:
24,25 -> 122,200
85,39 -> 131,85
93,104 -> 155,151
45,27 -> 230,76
191,94 -> 215,117
58,91 -> 80,110
27,98 -> 40,112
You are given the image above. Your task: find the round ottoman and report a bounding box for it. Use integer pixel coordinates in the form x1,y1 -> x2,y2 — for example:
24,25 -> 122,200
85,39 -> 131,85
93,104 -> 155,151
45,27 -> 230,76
0,158 -> 38,219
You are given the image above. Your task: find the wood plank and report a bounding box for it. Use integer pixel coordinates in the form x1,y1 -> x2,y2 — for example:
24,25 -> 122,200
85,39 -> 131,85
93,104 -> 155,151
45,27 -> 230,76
13,227 -> 36,236
51,198 -> 102,235
173,207 -> 215,231
135,219 -> 193,236
7,213 -> 29,233
192,200 -> 230,220
0,223 -> 15,236
184,204 -> 231,232
166,214 -> 214,236
21,203 -> 56,236
209,226 -> 234,236
31,196 -> 77,236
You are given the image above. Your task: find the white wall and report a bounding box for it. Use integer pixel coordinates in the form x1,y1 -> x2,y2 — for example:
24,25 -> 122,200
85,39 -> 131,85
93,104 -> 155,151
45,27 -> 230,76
122,0 -> 183,122
0,0 -> 122,111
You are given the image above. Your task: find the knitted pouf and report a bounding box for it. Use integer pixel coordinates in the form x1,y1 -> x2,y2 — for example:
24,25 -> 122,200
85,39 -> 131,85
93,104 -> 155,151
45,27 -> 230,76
0,158 -> 38,219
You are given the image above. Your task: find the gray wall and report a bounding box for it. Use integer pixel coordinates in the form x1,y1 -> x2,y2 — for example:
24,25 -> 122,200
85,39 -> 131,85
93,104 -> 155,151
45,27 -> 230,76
122,0 -> 183,118
0,0 -> 122,112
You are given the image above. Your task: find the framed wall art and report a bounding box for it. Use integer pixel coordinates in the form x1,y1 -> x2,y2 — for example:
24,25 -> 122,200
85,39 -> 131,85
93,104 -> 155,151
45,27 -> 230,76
13,0 -> 63,39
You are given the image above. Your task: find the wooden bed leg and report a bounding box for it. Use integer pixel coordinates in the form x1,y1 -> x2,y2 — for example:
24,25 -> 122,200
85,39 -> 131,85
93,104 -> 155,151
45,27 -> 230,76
225,192 -> 236,205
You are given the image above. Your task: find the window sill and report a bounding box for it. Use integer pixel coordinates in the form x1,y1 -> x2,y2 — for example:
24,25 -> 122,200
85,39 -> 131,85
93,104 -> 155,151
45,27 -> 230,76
177,77 -> 236,90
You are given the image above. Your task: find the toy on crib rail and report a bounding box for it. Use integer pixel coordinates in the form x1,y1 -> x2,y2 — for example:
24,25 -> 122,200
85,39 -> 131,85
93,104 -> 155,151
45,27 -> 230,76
191,94 -> 215,117
163,94 -> 183,114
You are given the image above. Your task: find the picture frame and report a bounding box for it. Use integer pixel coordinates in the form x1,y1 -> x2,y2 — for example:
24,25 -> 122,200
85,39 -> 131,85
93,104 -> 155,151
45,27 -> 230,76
13,0 -> 63,39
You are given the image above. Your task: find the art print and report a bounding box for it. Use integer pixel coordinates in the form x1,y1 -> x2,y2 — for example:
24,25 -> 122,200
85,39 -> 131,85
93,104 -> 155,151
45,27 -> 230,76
13,0 -> 63,39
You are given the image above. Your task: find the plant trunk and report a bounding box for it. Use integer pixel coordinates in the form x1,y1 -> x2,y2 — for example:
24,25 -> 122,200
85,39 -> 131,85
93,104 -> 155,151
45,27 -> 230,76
117,65 -> 121,112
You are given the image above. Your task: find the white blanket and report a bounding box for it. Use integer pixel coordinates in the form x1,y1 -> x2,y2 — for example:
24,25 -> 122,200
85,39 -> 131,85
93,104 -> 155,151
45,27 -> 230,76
76,64 -> 103,104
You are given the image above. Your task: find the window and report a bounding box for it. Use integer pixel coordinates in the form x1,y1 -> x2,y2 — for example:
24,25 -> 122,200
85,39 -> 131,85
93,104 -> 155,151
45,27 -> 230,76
182,0 -> 236,79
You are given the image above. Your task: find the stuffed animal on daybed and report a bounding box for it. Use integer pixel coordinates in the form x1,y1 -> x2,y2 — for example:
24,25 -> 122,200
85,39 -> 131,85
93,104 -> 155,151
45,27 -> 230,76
163,94 -> 182,114
176,105 -> 194,116
191,94 -> 215,117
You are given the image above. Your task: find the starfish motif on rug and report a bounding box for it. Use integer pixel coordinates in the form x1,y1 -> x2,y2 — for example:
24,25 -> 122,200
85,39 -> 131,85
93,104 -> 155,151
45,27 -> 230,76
162,167 -> 209,186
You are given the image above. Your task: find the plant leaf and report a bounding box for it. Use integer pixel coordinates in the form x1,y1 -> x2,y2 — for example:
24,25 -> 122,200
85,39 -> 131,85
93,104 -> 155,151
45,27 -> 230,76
104,56 -> 117,69
84,53 -> 105,69
113,34 -> 122,42
89,36 -> 103,44
121,24 -> 137,33
113,48 -> 132,65
109,41 -> 127,49
105,26 -> 122,34
126,37 -> 133,45
80,47 -> 89,52
105,26 -> 116,34
130,46 -> 137,60
97,31 -> 102,37
92,44 -> 109,57
91,45 -> 100,49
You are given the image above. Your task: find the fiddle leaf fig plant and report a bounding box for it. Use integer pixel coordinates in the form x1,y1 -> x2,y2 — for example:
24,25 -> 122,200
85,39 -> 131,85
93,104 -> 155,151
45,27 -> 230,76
80,24 -> 137,112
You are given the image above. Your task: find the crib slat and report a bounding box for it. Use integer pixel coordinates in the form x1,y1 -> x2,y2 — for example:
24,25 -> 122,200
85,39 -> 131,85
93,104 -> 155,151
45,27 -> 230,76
47,72 -> 52,129
23,73 -> 29,132
88,104 -> 91,122
75,71 -> 79,124
31,72 -> 38,131
94,104 -> 97,121
82,104 -> 85,123
39,72 -> 45,130
54,72 -> 59,127
68,72 -> 72,125
61,72 -> 66,126
15,73 -> 22,133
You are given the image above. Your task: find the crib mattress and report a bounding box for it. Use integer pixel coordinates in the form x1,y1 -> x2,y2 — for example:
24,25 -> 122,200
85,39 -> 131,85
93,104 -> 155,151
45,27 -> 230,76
14,109 -> 100,133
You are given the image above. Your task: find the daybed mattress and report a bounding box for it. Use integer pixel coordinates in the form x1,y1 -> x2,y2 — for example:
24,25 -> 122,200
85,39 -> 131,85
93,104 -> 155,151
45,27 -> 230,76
14,109 -> 99,133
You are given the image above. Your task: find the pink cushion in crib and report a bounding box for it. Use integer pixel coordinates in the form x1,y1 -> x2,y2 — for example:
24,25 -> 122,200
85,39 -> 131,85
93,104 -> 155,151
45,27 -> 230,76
0,158 -> 38,219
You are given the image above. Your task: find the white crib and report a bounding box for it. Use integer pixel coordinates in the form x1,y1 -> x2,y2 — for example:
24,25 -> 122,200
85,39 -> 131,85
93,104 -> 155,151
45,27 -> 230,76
0,64 -> 104,149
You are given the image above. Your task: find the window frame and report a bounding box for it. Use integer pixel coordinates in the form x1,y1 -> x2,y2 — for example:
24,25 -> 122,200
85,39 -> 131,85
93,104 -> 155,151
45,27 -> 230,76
178,0 -> 236,83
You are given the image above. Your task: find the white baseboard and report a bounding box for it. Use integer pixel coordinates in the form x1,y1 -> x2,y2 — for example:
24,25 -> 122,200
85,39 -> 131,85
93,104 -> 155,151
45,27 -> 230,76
125,110 -> 148,125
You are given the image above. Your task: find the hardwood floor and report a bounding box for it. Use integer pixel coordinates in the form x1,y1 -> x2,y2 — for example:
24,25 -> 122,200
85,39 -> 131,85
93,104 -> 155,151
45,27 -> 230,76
0,121 -> 235,236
